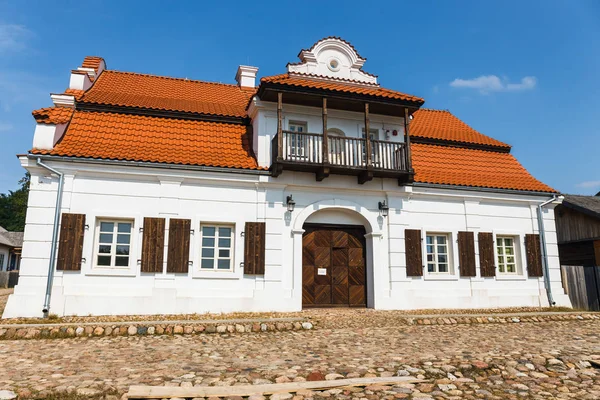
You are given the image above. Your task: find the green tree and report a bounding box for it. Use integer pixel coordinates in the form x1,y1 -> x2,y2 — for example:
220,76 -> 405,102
0,172 -> 30,231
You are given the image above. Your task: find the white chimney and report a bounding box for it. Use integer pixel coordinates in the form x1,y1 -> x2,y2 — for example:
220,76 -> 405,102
235,65 -> 259,88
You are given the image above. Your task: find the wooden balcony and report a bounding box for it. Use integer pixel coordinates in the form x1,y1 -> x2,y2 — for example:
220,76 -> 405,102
271,130 -> 413,184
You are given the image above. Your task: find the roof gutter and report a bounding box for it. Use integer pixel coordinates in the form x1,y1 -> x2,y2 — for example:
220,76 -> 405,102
35,157 -> 64,318
412,182 -> 557,197
27,154 -> 270,176
537,195 -> 562,307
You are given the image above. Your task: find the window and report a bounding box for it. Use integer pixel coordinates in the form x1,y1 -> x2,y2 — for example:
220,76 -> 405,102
95,220 -> 133,268
361,128 -> 379,163
0,253 -> 4,271
287,121 -> 307,158
200,225 -> 234,270
426,233 -> 450,273
497,236 -> 517,274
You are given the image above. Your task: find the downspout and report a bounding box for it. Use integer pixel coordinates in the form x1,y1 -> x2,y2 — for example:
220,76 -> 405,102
537,195 -> 560,307
36,157 -> 64,317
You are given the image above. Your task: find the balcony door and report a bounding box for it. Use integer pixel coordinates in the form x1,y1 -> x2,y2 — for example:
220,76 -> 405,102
287,122 -> 307,161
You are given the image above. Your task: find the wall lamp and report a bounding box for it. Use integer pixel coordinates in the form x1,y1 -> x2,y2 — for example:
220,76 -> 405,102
378,200 -> 389,217
286,195 -> 296,213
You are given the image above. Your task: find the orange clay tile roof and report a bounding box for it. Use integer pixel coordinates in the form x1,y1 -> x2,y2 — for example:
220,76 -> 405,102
411,143 -> 555,192
64,89 -> 85,100
260,73 -> 424,104
31,111 -> 263,170
81,56 -> 104,72
411,109 -> 510,149
32,107 -> 74,125
79,70 -> 255,117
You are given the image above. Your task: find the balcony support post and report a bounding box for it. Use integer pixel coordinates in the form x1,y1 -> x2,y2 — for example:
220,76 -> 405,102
359,102 -> 374,184
316,97 -> 330,181
277,92 -> 283,162
322,97 -> 329,164
404,107 -> 413,172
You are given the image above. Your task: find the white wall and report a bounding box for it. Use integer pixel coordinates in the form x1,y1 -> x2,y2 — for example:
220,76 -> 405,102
2,157 -> 570,318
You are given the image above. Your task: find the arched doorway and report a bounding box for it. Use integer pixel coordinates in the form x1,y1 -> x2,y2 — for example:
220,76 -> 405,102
301,208 -> 370,308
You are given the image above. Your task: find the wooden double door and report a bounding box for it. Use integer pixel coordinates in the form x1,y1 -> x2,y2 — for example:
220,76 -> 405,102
302,224 -> 367,307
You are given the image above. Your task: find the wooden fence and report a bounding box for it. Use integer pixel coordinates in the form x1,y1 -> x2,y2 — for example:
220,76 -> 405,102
561,265 -> 600,311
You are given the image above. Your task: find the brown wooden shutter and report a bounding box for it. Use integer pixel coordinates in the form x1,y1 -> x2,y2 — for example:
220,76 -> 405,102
167,218 -> 191,273
525,234 -> 543,277
141,217 -> 165,273
458,231 -> 476,277
478,232 -> 496,277
405,229 -> 423,277
57,213 -> 86,271
244,222 -> 265,275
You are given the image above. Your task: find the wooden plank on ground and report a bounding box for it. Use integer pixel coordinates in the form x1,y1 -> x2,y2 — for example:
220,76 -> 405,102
127,376 -> 424,398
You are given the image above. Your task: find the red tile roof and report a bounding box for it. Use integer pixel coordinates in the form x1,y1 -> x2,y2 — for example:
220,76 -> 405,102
79,70 -> 255,117
32,107 -> 74,125
411,109 -> 510,149
64,89 -> 85,100
81,56 -> 104,72
260,73 -> 424,104
412,143 -> 555,192
31,111 -> 262,170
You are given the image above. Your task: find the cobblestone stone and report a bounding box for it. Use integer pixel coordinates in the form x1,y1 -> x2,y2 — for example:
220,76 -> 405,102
0,310 -> 600,399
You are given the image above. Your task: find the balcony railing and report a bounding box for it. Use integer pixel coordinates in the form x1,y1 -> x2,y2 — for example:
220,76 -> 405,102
272,130 -> 411,182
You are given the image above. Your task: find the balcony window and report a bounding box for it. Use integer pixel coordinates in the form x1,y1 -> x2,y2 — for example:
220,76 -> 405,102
287,121 -> 307,158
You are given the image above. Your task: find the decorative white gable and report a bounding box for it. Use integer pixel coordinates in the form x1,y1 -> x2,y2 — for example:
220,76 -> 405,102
287,37 -> 378,85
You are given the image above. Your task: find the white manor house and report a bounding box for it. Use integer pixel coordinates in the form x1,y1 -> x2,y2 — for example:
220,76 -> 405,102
3,37 -> 571,318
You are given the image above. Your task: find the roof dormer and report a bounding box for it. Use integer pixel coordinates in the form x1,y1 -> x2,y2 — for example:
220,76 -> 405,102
287,36 -> 378,85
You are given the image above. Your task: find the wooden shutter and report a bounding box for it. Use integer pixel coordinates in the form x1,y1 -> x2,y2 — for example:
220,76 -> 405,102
525,234 -> 543,277
405,229 -> 423,277
478,232 -> 496,277
244,222 -> 265,275
141,217 -> 165,273
57,213 -> 86,271
458,231 -> 476,277
166,219 -> 191,273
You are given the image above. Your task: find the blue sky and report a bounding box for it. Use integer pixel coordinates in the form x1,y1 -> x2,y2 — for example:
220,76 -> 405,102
0,0 -> 599,195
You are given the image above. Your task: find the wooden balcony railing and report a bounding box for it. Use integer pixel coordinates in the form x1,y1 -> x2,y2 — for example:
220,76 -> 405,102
272,131 -> 411,183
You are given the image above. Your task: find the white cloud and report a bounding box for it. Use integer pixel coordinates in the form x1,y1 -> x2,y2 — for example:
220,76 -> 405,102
450,75 -> 537,94
0,122 -> 13,132
0,23 -> 32,53
576,180 -> 600,189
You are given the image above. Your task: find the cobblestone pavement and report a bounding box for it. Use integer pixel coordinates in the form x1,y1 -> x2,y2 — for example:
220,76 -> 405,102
1,310 -> 600,399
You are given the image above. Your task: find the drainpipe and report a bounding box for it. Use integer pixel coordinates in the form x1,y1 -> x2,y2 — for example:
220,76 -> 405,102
36,157 -> 64,317
537,195 -> 561,307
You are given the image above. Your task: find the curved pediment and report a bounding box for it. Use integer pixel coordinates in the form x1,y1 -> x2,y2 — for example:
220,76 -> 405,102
287,37 -> 378,85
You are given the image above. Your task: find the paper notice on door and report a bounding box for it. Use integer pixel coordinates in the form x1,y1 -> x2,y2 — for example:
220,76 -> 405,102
317,268 -> 327,276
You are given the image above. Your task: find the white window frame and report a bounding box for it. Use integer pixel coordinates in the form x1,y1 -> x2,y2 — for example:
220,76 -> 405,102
0,253 -> 5,271
425,232 -> 452,275
93,218 -> 134,270
199,224 -> 235,272
287,121 -> 308,158
496,235 -> 519,275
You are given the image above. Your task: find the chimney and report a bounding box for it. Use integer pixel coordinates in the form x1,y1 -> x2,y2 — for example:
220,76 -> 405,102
235,65 -> 259,88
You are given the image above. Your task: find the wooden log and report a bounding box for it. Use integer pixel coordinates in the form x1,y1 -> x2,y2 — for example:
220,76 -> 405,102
126,376 -> 424,398
277,92 -> 283,161
404,107 -> 412,171
322,97 -> 328,165
364,102 -> 372,167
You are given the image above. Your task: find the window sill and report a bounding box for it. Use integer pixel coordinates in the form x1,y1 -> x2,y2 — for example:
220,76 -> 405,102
192,270 -> 239,280
85,269 -> 137,277
495,274 -> 528,281
423,274 -> 459,281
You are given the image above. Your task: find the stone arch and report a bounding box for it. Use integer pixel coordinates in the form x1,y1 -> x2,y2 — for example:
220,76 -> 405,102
327,128 -> 346,137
